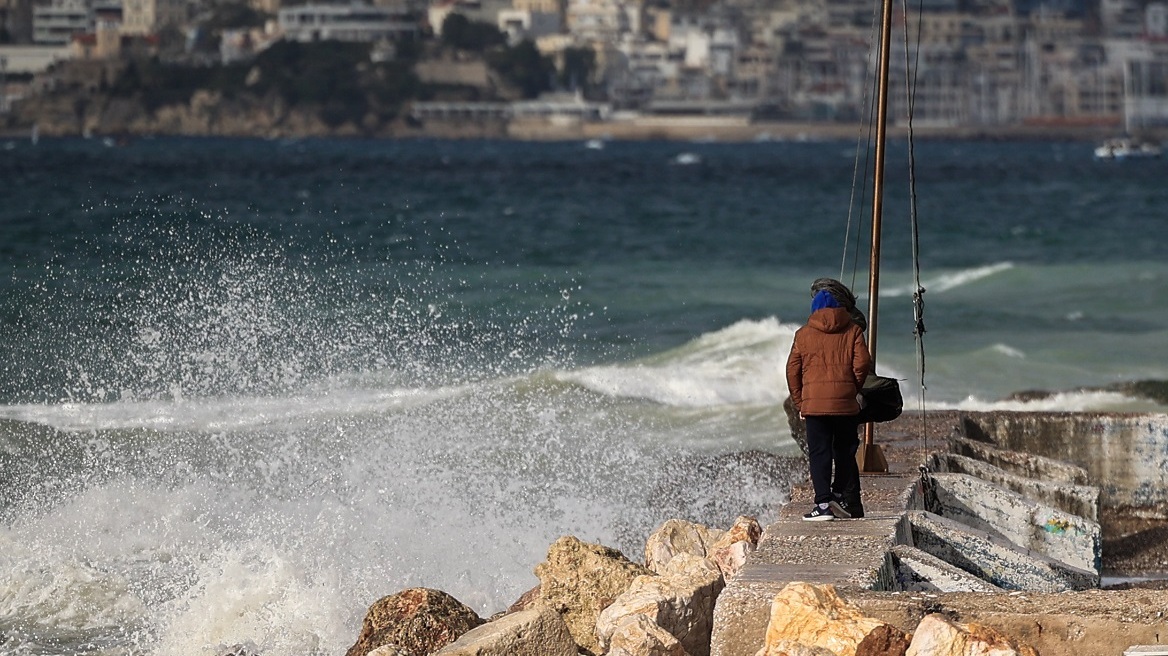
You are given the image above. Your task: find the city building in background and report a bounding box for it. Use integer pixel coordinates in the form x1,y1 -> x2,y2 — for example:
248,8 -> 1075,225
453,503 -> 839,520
2,0 -> 1168,130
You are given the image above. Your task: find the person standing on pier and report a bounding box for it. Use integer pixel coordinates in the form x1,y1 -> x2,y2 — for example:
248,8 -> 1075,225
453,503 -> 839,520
786,287 -> 872,521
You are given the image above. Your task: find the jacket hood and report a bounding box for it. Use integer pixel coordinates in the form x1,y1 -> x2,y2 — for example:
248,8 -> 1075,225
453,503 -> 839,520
808,306 -> 853,334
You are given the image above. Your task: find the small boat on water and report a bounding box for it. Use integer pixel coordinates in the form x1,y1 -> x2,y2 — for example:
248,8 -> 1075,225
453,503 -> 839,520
1096,61 -> 1164,160
584,138 -> 605,150
1094,137 -> 1162,160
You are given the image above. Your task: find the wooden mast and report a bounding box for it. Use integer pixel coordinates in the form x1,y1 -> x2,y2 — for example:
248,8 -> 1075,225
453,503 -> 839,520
858,0 -> 894,473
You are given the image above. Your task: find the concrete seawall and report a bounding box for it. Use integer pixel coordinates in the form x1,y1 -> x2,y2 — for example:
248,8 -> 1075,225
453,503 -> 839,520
711,410 -> 1168,656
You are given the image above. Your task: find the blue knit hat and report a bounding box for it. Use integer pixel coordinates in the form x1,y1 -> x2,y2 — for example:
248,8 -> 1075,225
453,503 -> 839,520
811,289 -> 841,312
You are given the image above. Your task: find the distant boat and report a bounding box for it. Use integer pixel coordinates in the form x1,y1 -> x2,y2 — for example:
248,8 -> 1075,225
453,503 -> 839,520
672,152 -> 700,165
584,138 -> 604,150
30,124 -> 39,145
1094,137 -> 1161,160
1095,60 -> 1164,161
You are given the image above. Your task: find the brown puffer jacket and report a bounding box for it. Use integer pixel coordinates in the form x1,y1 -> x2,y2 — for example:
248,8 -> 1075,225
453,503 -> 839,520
786,306 -> 872,416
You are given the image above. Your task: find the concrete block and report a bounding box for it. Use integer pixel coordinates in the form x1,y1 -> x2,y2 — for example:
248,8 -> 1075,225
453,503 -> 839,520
960,412 -> 1168,516
949,433 -> 1090,485
928,452 -> 1099,521
913,473 -> 1101,574
887,544 -> 1004,593
905,510 -> 1099,592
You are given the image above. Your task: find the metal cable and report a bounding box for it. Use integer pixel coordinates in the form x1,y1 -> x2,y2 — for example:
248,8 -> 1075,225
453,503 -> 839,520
900,0 -> 929,464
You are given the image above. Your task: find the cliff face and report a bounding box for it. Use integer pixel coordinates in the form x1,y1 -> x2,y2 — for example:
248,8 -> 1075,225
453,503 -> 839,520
16,89 -> 386,138
5,38 -> 543,140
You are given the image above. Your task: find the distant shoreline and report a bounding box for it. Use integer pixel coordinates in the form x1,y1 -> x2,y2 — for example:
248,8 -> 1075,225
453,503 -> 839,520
2,116 -> 1140,143
509,117 -> 1132,143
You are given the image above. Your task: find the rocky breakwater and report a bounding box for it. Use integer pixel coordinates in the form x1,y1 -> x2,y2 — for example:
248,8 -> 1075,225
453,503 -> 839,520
722,408 -> 1168,656
340,510 -> 1052,656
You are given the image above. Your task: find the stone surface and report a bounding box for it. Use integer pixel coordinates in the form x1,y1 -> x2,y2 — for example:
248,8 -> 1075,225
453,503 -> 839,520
711,474 -> 916,656
608,614 -> 691,656
646,519 -> 726,573
888,545 -> 1003,593
906,613 -> 1038,656
927,451 -> 1099,522
597,552 -> 725,656
535,535 -> 651,655
912,472 -> 1101,574
367,646 -> 406,656
855,624 -> 911,656
759,582 -> 906,656
756,640 -> 836,655
905,511 -> 1098,591
960,412 -> 1168,516
709,516 -> 763,580
432,604 -> 577,656
345,588 -> 482,656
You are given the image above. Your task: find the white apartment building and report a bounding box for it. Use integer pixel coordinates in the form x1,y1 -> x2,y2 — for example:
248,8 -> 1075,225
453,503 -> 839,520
32,0 -> 88,44
279,2 -> 417,41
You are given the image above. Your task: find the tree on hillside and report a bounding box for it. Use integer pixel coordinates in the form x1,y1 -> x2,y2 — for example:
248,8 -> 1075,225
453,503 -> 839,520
487,40 -> 554,99
252,40 -> 371,125
559,46 -> 597,94
441,13 -> 506,51
205,1 -> 270,29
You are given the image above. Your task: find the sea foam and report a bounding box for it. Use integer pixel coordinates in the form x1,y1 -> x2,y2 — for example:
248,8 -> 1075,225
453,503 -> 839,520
558,318 -> 796,408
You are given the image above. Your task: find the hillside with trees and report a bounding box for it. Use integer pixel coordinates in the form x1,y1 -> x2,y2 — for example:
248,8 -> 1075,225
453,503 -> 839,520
7,13 -> 586,138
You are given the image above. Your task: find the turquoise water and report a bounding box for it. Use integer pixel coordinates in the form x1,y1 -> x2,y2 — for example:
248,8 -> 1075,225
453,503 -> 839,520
1,136 -> 1166,655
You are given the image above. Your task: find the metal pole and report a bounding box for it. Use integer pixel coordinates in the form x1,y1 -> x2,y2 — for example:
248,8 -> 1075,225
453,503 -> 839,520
860,0 -> 894,474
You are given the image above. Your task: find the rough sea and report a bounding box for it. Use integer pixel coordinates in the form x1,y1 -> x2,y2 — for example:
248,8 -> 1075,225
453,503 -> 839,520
2,136 -> 1166,655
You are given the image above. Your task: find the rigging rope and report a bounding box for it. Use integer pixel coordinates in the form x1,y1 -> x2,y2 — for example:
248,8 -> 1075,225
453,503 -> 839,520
899,0 -> 930,465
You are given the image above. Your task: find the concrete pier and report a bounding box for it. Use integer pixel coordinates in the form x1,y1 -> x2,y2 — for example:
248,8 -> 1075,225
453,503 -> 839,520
710,411 -> 1168,656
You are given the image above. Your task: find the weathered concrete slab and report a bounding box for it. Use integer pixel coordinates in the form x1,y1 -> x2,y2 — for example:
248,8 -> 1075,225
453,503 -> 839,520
887,544 -> 1004,593
948,434 -> 1091,486
904,510 -> 1099,592
911,472 -> 1101,573
928,451 -> 1099,521
960,413 -> 1168,515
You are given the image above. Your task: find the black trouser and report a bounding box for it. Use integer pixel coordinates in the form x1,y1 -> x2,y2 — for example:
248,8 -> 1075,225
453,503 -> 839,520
805,415 -> 861,505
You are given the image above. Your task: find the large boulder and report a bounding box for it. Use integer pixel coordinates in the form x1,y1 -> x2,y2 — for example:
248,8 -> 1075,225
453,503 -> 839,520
534,536 -> 651,655
345,588 -> 483,656
597,552 -> 725,656
645,519 -> 725,573
707,516 -> 762,580
432,604 -> 577,656
608,614 -> 690,656
644,516 -> 762,581
758,582 -> 908,656
906,614 -> 1038,656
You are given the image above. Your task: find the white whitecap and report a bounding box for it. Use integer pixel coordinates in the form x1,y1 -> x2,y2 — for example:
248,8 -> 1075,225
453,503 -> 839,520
990,343 -> 1026,359
883,262 -> 1014,297
558,318 -> 797,408
944,389 -> 1155,413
